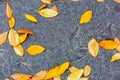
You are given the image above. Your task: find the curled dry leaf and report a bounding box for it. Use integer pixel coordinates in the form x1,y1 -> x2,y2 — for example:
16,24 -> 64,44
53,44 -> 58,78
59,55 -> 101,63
8,16 -> 15,28
67,69 -> 83,80
37,8 -> 58,18
0,31 -> 8,45
110,53 -> 120,62
88,38 -> 99,58
83,65 -> 91,77
79,77 -> 89,80
26,45 -> 45,55
114,0 -> 120,3
19,33 -> 28,43
80,10 -> 92,24
13,44 -> 24,56
17,29 -> 34,35
8,29 -> 19,46
54,76 -> 61,80
99,40 -> 118,50
37,4 -> 47,11
69,66 -> 79,73
51,5 -> 58,11
24,13 -> 38,23
6,3 -> 13,19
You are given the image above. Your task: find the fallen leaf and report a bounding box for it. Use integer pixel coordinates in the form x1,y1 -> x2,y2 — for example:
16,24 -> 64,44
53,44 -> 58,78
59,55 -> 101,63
24,13 -> 38,23
0,31 -> 8,45
97,0 -> 104,2
116,44 -> 120,52
88,38 -> 99,58
26,45 -> 45,55
51,5 -> 58,11
69,66 -> 79,73
79,77 -> 89,80
37,8 -> 58,18
71,0 -> 79,2
19,33 -> 28,43
114,37 -> 120,44
83,65 -> 91,77
54,76 -> 61,80
40,0 -> 53,4
37,4 -> 47,11
5,78 -> 10,80
6,3 -> 13,19
4,0 -> 9,2
17,29 -> 34,35
67,69 -> 83,80
110,53 -> 120,62
99,40 -> 118,50
8,16 -> 15,28
8,29 -> 19,46
114,0 -> 120,3
80,10 -> 92,24
13,44 -> 24,56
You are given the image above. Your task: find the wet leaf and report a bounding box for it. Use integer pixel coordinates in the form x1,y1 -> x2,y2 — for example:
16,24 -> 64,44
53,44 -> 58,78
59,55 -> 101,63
88,38 -> 99,58
110,53 -> 120,62
24,14 -> 38,23
8,29 -> 19,46
0,31 -> 8,45
80,10 -> 92,24
69,66 -> 79,73
40,0 -> 51,4
54,76 -> 61,80
13,44 -> 24,56
6,3 -> 13,19
114,0 -> 120,3
67,69 -> 83,80
51,5 -> 58,11
83,65 -> 91,77
99,40 -> 118,50
26,45 -> 45,55
79,77 -> 89,80
8,16 -> 15,28
37,4 -> 47,11
37,8 -> 58,18
19,33 -> 28,43
17,29 -> 34,35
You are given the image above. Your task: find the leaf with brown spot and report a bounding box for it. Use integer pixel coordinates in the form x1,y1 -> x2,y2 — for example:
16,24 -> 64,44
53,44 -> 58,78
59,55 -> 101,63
19,33 -> 28,43
17,29 -> 34,35
6,3 -> 13,19
0,31 -> 8,46
8,16 -> 15,28
13,44 -> 24,56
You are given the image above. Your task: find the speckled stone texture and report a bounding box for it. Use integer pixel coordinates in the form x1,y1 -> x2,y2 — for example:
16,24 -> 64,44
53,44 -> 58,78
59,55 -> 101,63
0,0 -> 120,80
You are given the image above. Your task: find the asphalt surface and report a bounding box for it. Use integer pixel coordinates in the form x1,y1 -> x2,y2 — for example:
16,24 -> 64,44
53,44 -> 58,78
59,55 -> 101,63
0,0 -> 120,80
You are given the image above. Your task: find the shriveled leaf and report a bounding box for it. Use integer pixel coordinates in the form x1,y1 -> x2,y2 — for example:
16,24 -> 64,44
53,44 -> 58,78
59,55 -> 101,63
83,65 -> 91,77
24,14 -> 38,23
114,0 -> 120,3
45,66 -> 60,79
26,45 -> 45,55
19,33 -> 28,43
114,37 -> 120,44
99,40 -> 118,50
80,10 -> 92,24
8,29 -> 19,46
17,29 -> 34,35
88,38 -> 99,58
67,69 -> 83,80
69,66 -> 79,73
0,31 -> 8,45
51,5 -> 58,11
110,53 -> 120,62
6,3 -> 12,19
37,4 -> 47,11
97,0 -> 104,2
13,44 -> 24,56
54,76 -> 61,80
79,77 -> 89,80
37,8 -> 58,18
40,0 -> 51,4
8,16 -> 15,28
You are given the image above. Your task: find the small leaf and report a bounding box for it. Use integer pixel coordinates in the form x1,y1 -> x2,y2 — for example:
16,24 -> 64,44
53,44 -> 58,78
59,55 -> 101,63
114,0 -> 120,3
99,40 -> 118,50
110,53 -> 120,62
54,76 -> 61,80
13,44 -> 24,56
8,16 -> 15,28
80,10 -> 92,24
0,31 -> 8,45
37,8 -> 58,18
40,0 -> 51,4
6,3 -> 13,19
19,33 -> 28,43
69,66 -> 79,73
5,78 -> 10,80
17,29 -> 34,35
97,0 -> 104,2
26,45 -> 45,55
24,14 -> 38,23
116,44 -> 120,52
79,77 -> 89,80
51,5 -> 58,11
83,65 -> 91,77
114,37 -> 120,44
8,29 -> 19,46
37,4 -> 47,11
88,38 -> 99,58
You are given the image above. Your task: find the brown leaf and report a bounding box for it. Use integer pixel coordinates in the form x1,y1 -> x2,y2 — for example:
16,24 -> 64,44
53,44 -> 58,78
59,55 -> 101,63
0,31 -> 8,45
6,3 -> 13,19
13,44 -> 24,56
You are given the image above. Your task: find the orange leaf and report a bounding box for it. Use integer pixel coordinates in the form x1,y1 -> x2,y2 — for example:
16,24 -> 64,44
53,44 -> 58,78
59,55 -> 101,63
8,16 -> 15,28
17,29 -> 34,35
0,31 -> 8,45
19,33 -> 28,43
6,3 -> 13,19
114,0 -> 120,3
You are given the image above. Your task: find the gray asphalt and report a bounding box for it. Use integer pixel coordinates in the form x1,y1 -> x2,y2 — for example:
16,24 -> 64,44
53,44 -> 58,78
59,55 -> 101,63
0,0 -> 120,80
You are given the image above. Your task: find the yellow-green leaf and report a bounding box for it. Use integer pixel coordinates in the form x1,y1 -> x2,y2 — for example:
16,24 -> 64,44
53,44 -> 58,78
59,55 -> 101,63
24,14 -> 38,23
83,65 -> 91,77
80,10 -> 92,24
26,45 -> 45,55
19,33 -> 27,43
0,31 -> 8,45
13,44 -> 24,56
88,38 -> 99,58
110,53 -> 120,62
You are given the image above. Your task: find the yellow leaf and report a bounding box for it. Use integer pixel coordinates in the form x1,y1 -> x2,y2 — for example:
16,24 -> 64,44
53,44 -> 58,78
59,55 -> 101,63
13,44 -> 24,56
67,69 -> 83,80
69,66 -> 79,73
79,77 -> 89,80
97,0 -> 104,2
51,5 -> 58,11
37,4 -> 47,11
0,31 -> 8,45
54,76 -> 61,80
83,65 -> 91,77
37,8 -> 58,18
6,3 -> 13,19
99,40 -> 118,50
8,29 -> 19,46
19,33 -> 28,43
110,53 -> 120,62
80,10 -> 92,24
24,14 -> 38,23
8,16 -> 15,28
88,38 -> 99,58
26,45 -> 45,55
45,66 -> 60,79
40,0 -> 51,4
